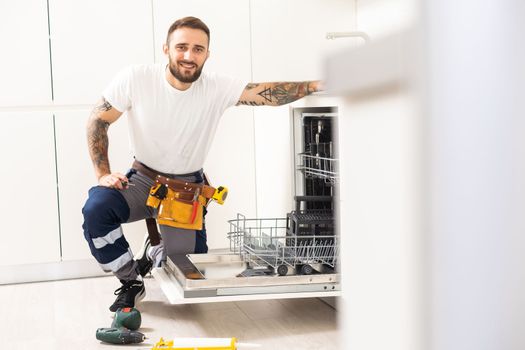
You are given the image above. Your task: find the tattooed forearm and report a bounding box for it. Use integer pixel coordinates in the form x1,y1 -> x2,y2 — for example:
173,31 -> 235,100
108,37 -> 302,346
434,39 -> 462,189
87,117 -> 110,177
269,82 -> 311,105
87,99 -> 113,179
238,81 -> 321,106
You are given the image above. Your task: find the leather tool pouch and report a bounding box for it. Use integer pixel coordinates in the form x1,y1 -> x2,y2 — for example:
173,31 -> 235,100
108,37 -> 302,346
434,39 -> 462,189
146,178 -> 206,230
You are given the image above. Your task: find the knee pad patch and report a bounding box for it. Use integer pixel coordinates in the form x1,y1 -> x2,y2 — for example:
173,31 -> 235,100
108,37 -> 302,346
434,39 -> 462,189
82,186 -> 130,238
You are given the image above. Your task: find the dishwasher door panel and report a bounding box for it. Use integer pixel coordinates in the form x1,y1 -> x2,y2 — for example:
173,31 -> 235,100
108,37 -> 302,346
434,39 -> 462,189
153,252 -> 340,304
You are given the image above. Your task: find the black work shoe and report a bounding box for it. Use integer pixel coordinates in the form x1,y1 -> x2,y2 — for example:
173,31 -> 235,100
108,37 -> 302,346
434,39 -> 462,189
135,235 -> 152,277
109,279 -> 145,312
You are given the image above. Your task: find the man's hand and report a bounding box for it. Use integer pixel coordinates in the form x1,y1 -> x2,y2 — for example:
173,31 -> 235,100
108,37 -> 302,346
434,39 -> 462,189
236,80 -> 323,107
98,172 -> 129,190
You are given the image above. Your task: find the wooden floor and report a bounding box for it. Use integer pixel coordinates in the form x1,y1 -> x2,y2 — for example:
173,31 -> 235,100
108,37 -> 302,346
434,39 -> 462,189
0,275 -> 339,349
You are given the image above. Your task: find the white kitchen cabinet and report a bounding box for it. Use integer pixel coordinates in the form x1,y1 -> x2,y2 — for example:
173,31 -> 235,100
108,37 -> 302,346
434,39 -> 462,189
203,107 -> 258,249
54,110 -> 146,261
249,0 -> 355,217
324,30 -> 425,350
0,112 -> 60,266
250,0 -> 355,82
357,0 -> 418,39
339,91 -> 423,350
48,0 -> 154,105
0,0 -> 52,107
251,106 -> 295,217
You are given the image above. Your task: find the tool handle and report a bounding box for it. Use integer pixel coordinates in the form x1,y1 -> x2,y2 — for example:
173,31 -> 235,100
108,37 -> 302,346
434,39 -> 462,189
190,200 -> 199,223
112,307 -> 142,330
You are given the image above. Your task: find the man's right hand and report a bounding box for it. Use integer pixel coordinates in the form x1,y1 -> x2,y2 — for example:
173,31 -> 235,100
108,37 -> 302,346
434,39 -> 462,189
98,172 -> 129,190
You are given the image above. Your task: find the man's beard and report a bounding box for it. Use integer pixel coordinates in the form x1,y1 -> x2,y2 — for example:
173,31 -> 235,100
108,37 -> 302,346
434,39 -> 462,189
168,58 -> 204,83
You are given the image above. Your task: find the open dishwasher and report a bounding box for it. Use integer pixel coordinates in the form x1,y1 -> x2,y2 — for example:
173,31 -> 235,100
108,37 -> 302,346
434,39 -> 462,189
153,106 -> 340,304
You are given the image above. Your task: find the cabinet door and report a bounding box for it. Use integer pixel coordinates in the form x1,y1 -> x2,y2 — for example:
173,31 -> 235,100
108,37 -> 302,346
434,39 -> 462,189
55,110 -> 145,260
250,0 -> 355,217
0,1 -> 52,106
48,0 -> 154,105
357,0 -> 417,39
336,92 -> 422,350
203,107 -> 258,249
0,112 -> 60,266
250,0 -> 355,82
154,0 -> 256,248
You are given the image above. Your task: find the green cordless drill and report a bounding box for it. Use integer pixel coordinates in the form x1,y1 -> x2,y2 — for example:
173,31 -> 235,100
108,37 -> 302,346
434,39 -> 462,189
96,307 -> 146,344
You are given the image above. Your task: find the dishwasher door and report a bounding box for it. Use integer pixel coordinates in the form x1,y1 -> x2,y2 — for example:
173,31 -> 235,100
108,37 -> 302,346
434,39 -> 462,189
153,251 -> 340,304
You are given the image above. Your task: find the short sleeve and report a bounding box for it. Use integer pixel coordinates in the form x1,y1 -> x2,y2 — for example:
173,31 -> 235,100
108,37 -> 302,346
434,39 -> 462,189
215,74 -> 248,109
102,66 -> 133,112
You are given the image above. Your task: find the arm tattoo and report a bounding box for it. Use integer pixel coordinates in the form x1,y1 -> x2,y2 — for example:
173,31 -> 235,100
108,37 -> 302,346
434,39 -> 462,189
269,82 -> 310,105
87,118 -> 110,174
241,82 -> 314,106
87,100 -> 112,177
93,98 -> 113,113
258,87 -> 273,103
237,100 -> 265,106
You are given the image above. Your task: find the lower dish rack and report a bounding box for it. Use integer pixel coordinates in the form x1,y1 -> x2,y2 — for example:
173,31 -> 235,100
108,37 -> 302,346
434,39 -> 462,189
228,213 -> 338,277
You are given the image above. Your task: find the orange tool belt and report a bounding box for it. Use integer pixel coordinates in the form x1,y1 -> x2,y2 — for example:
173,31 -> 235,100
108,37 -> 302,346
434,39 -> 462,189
132,160 -> 216,231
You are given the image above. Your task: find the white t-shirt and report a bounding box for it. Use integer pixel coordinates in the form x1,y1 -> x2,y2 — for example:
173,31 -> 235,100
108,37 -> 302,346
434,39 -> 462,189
102,63 -> 246,174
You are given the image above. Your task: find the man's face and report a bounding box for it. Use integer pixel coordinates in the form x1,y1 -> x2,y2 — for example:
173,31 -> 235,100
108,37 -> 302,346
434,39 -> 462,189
164,27 -> 209,83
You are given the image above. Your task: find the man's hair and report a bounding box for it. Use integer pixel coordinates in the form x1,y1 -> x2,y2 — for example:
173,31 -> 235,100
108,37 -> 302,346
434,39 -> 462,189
166,16 -> 210,46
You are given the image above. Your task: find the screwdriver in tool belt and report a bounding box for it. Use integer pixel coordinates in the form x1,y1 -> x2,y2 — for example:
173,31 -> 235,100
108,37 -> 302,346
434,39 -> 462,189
190,188 -> 201,223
